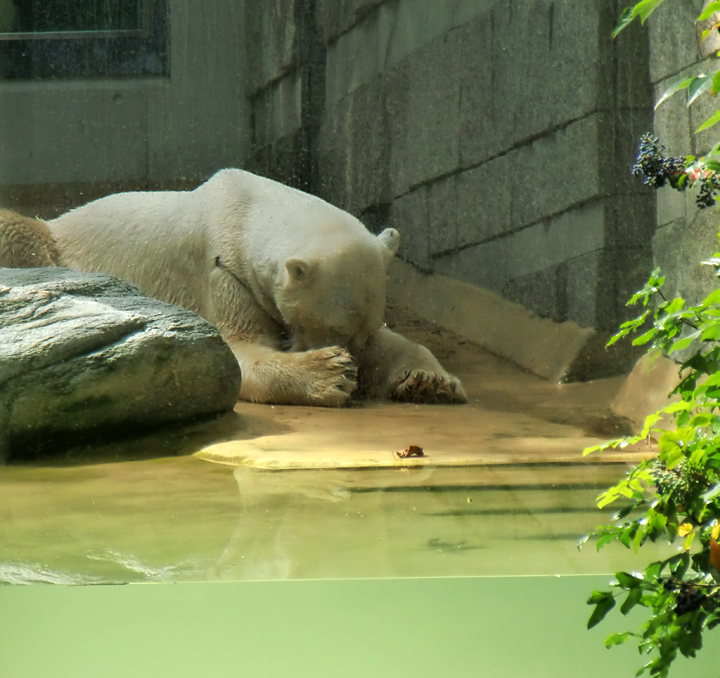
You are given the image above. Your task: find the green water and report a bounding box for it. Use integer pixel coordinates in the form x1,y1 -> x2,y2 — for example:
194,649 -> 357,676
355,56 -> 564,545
2,449 -> 718,676
0,451 -> 675,584
1,577 -> 719,678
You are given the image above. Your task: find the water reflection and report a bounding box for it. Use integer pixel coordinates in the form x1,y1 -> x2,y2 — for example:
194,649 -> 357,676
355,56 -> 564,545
0,328 -> 667,585
0,454 -> 675,585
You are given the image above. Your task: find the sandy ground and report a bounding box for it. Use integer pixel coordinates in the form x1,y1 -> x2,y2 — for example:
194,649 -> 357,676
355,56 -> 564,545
196,310 -> 653,474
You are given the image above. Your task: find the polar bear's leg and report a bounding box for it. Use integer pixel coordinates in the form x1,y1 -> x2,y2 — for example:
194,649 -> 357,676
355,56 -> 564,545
0,210 -> 59,268
208,264 -> 358,407
357,327 -> 467,404
226,340 -> 357,407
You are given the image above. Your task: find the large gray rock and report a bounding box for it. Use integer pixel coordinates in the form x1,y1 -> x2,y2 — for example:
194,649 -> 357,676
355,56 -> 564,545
0,268 -> 242,461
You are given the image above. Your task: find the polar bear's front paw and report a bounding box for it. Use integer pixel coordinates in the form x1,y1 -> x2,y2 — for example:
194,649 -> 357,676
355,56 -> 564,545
390,369 -> 467,404
302,346 -> 358,407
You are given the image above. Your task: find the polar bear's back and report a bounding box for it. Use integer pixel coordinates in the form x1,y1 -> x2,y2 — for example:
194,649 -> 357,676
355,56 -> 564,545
50,188 -> 207,312
205,169 -> 378,261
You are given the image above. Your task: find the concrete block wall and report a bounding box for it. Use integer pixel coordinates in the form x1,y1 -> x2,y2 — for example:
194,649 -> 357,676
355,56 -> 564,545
246,0 -> 655,342
647,0 -> 720,305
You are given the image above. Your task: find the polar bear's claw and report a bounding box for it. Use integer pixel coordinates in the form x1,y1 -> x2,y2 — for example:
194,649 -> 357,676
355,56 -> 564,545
304,346 -> 358,407
391,370 -> 467,404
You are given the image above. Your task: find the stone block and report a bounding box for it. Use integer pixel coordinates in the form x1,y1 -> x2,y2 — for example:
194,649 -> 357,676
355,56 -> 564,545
612,12 -> 653,112
316,0 -> 384,45
426,175 -> 460,256
388,188 -> 430,269
647,0 -> 700,85
506,201 -> 606,281
656,181 -> 689,229
324,0 -> 461,105
459,1 -> 605,168
651,78 -> 694,230
653,74 -> 694,156
451,0 -> 501,28
611,245 -> 655,315
386,36 -> 462,195
611,110 -> 654,196
505,262 -> 568,323
607,194 -> 656,251
423,160 -> 514,259
253,74 -> 303,149
317,77 -> 390,213
653,212 -> 720,304
324,8 -> 383,106
383,0 -> 457,70
511,115 -> 603,228
245,0 -> 297,95
246,129 -> 313,192
565,250 -> 604,328
688,80 -> 720,155
432,237 -> 507,296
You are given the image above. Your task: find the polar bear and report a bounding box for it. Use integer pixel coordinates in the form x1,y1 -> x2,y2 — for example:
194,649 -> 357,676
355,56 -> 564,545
3,169 -> 466,407
0,209 -> 59,267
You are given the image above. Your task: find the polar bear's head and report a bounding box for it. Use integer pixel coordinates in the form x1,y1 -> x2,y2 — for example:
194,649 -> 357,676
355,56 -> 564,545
276,227 -> 400,354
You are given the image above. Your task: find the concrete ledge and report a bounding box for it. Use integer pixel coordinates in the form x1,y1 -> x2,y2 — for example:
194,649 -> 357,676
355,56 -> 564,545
387,259 -> 608,383
611,353 -> 680,430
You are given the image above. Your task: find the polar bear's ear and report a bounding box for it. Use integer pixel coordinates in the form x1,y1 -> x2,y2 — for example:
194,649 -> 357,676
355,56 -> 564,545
285,258 -> 313,284
377,228 -> 400,261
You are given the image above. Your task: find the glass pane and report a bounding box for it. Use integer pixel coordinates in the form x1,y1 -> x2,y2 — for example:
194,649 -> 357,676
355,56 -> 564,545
0,4 -> 707,673
9,1 -> 143,33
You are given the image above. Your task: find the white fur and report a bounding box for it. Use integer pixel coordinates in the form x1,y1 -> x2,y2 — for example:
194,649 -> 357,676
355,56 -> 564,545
50,169 -> 465,406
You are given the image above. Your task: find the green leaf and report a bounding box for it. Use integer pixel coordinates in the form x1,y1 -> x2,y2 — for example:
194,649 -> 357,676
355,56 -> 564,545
633,328 -> 657,346
605,631 -> 632,648
699,1 -> 720,21
678,625 -> 704,657
635,0 -> 666,23
702,483 -> 720,502
645,561 -> 663,581
621,586 -> 643,615
598,490 -> 621,509
669,333 -> 700,352
689,413 -> 713,428
620,524 -> 639,548
613,7 -> 637,38
588,594 -> 616,629
596,532 -> 620,551
655,74 -> 698,109
587,589 -> 613,604
688,74 -> 714,106
696,108 -> 720,133
615,571 -> 643,588
690,446 -> 708,466
702,288 -> 720,306
670,552 -> 690,579
701,324 -> 720,341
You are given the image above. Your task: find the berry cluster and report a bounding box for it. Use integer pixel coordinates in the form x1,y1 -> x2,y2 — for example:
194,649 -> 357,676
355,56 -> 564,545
631,133 -> 686,189
650,459 -> 708,505
662,578 -> 709,616
674,584 -> 707,616
631,133 -> 720,209
697,172 -> 720,208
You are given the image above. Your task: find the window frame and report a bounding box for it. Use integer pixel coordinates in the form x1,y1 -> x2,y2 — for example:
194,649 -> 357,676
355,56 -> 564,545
0,1 -> 169,80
